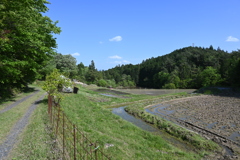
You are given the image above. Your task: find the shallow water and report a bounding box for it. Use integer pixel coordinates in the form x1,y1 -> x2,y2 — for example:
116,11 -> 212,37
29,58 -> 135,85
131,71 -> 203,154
100,93 -> 119,98
116,89 -> 196,96
112,106 -> 195,152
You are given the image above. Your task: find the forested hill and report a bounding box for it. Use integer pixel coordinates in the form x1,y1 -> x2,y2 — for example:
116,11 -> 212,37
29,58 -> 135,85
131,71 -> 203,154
102,46 -> 240,89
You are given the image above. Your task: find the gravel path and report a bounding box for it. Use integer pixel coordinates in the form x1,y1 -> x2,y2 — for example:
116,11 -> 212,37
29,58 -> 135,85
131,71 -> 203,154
0,90 -> 39,114
0,93 -> 46,160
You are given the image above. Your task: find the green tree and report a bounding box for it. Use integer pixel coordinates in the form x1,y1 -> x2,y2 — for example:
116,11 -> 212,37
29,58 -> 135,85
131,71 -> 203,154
76,62 -> 88,82
209,45 -> 214,50
38,58 -> 56,79
42,69 -> 72,113
198,67 -> 221,87
0,0 -> 60,93
89,60 -> 96,71
153,71 -> 170,88
85,60 -> 101,83
54,53 -> 78,78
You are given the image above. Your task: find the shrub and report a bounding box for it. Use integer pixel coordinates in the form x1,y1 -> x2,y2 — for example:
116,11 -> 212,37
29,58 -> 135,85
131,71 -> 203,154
97,79 -> 107,87
162,83 -> 176,89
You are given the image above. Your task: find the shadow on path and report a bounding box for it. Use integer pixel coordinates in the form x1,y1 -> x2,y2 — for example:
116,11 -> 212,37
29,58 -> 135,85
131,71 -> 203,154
0,93 -> 46,160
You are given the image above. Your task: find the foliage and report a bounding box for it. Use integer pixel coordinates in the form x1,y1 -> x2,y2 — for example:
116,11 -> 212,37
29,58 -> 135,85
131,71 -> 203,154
100,46 -> 240,89
38,58 -> 56,80
97,79 -> 107,87
54,53 -> 78,78
106,79 -> 117,88
0,0 -> 60,94
153,71 -> 170,88
162,83 -> 176,89
85,60 -> 101,83
42,69 -> 72,100
197,67 -> 221,87
76,62 -> 88,82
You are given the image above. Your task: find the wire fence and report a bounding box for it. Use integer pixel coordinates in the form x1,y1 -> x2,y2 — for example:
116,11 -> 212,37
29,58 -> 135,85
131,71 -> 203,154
47,95 -> 111,160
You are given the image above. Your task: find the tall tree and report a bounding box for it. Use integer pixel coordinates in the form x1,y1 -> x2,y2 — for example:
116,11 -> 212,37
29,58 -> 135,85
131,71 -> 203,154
0,0 -> 60,94
54,53 -> 78,78
85,60 -> 101,83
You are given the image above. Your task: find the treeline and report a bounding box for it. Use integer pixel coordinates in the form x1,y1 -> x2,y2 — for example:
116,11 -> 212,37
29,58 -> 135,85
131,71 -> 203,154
101,46 -> 240,89
2,1 -> 240,98
46,46 -> 240,89
0,0 -> 60,97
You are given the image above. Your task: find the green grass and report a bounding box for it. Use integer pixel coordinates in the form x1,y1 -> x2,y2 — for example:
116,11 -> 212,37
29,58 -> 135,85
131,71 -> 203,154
0,85 -> 38,110
3,84 -> 221,159
75,84 -> 190,109
9,98 -> 61,160
124,94 -> 220,152
0,89 -> 45,144
58,87 -> 209,159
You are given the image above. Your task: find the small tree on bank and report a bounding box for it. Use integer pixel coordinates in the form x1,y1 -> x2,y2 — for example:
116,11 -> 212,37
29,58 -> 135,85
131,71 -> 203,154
42,69 -> 72,113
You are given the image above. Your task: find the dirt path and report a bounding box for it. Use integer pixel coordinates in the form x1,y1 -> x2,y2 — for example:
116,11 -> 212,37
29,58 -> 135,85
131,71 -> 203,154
0,93 -> 46,160
0,90 -> 39,114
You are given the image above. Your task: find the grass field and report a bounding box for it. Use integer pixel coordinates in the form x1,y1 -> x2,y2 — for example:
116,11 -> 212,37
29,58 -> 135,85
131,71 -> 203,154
57,85 -> 220,159
5,84 -> 222,159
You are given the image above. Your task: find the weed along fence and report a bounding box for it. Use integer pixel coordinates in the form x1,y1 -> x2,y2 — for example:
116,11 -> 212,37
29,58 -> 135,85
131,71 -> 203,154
47,95 -> 111,160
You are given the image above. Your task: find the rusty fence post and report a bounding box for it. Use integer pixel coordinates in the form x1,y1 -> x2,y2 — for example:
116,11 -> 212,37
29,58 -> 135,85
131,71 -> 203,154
50,96 -> 53,123
73,124 -> 76,160
48,94 -> 51,115
56,104 -> 60,135
63,113 -> 65,159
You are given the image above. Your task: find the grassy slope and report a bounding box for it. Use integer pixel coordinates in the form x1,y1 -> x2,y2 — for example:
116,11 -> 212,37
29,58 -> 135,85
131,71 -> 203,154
59,86 -> 207,159
9,97 -> 60,160
6,84 -> 221,159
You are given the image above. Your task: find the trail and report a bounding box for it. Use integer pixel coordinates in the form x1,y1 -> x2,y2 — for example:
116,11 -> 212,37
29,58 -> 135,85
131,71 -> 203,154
0,90 -> 39,114
0,93 -> 46,160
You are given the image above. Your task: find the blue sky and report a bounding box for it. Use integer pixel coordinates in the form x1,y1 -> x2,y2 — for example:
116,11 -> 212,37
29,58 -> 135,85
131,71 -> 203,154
45,0 -> 240,70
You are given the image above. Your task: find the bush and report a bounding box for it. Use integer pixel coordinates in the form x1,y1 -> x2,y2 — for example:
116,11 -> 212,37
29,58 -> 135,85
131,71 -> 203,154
97,79 -> 107,87
162,83 -> 176,89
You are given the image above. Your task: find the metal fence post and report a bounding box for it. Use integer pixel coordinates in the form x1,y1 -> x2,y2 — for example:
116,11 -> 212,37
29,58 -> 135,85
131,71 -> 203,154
48,95 -> 51,115
50,96 -> 53,123
73,124 -> 76,160
63,113 -> 65,159
56,104 -> 60,135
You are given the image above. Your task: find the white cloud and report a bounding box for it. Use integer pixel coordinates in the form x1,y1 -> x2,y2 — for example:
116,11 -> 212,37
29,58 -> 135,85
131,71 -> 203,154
109,36 -> 122,42
71,52 -> 80,56
111,60 -> 130,65
226,36 -> 239,42
109,55 -> 122,59
99,41 -> 104,44
123,60 -> 130,63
